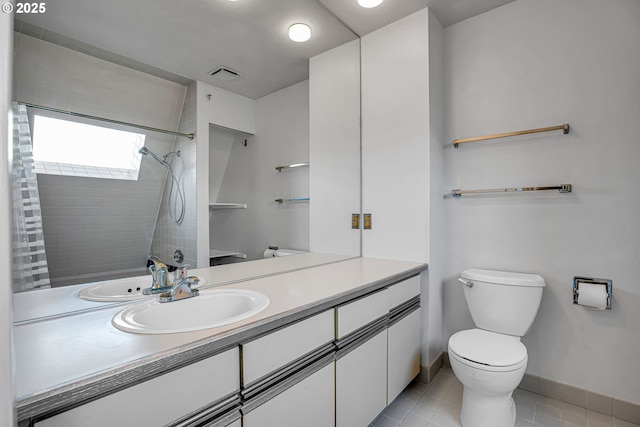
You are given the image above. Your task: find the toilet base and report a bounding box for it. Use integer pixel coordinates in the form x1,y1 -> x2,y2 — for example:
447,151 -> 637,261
460,387 -> 516,427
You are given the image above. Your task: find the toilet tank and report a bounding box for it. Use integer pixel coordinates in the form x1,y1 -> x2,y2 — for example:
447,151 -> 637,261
461,269 -> 545,337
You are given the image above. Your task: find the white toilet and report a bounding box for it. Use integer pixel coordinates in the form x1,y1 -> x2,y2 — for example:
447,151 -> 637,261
448,269 -> 545,427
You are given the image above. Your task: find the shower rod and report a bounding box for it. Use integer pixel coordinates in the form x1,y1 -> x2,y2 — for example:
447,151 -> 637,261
15,101 -> 194,140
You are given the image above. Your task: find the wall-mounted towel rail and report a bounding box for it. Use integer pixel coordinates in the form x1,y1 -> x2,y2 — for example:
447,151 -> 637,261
16,101 -> 195,140
275,198 -> 310,204
453,124 -> 569,148
275,162 -> 309,172
450,184 -> 572,198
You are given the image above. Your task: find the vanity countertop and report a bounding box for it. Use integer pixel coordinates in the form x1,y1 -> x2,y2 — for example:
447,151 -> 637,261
13,252 -> 353,323
14,255 -> 427,421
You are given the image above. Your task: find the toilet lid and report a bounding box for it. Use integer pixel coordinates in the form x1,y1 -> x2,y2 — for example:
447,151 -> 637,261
449,329 -> 527,367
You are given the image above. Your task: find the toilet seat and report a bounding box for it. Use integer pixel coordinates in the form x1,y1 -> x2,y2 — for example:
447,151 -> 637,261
449,329 -> 527,372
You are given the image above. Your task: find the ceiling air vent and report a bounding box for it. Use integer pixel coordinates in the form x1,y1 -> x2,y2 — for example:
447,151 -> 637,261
208,66 -> 241,81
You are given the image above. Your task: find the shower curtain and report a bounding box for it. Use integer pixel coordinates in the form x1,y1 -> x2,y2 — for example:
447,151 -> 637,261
11,103 -> 51,292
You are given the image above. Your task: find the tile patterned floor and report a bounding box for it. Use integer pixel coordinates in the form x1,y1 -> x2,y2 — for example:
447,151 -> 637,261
370,367 -> 640,427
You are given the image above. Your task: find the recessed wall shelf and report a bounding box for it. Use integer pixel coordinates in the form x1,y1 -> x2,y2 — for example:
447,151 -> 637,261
275,197 -> 310,204
209,203 -> 247,209
453,123 -> 569,148
209,249 -> 246,259
275,162 -> 309,172
449,184 -> 572,198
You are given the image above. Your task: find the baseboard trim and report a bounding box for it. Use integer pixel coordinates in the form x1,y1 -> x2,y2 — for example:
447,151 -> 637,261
418,352 -> 444,385
442,351 -> 640,424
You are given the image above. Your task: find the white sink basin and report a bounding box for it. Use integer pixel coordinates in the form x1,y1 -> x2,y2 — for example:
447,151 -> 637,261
112,289 -> 270,334
78,276 -> 206,302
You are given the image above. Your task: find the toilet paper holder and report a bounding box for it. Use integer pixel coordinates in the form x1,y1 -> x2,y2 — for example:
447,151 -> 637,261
573,276 -> 612,310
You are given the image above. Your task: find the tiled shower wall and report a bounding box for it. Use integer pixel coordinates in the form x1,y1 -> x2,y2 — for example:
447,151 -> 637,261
12,32 -> 187,285
150,82 -> 197,269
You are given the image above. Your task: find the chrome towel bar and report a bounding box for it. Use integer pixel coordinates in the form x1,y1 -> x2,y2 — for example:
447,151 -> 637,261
453,124 -> 569,147
450,184 -> 572,198
275,197 -> 310,204
275,162 -> 309,172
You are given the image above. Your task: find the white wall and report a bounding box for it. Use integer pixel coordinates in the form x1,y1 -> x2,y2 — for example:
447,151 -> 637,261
309,39 -> 361,256
443,0 -> 640,403
195,82 -> 256,267
427,10 -> 445,365
13,33 -> 186,284
211,80 -> 310,260
1,7 -> 14,426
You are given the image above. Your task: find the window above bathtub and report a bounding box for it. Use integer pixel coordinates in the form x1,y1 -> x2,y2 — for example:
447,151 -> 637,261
31,115 -> 146,181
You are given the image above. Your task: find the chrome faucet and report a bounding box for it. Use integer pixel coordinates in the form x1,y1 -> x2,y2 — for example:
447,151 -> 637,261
142,255 -> 172,295
159,275 -> 201,303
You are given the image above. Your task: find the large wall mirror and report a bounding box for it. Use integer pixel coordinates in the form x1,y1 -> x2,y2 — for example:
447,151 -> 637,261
11,0 -> 361,322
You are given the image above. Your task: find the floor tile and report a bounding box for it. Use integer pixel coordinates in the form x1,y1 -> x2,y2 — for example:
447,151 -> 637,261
369,368 -> 639,427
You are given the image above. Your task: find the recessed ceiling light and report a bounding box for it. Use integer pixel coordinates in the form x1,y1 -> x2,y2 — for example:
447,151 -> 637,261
288,23 -> 311,42
358,0 -> 383,8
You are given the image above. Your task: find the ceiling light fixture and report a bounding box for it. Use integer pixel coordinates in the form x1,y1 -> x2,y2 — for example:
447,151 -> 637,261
357,0 -> 384,8
288,23 -> 311,42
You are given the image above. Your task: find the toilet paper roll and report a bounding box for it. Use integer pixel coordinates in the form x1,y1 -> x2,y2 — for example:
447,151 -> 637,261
263,248 -> 277,258
577,283 -> 608,310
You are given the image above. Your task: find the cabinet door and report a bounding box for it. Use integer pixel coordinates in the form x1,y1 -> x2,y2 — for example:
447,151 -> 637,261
242,363 -> 334,427
336,330 -> 388,427
35,348 -> 239,427
361,10 -> 430,262
388,308 -> 421,403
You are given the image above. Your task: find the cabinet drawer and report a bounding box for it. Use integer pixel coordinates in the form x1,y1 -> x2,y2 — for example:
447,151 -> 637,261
336,288 -> 388,338
36,348 -> 239,427
242,310 -> 334,385
388,275 -> 420,310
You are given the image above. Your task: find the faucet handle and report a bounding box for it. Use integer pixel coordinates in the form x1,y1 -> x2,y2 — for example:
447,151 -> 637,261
174,263 -> 191,282
159,276 -> 200,303
147,255 -> 168,270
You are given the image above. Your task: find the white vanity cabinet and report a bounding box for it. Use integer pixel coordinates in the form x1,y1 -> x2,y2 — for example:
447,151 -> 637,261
19,262 -> 427,427
387,275 -> 422,402
335,275 -> 421,427
241,310 -> 335,427
335,289 -> 389,427
34,348 -> 240,427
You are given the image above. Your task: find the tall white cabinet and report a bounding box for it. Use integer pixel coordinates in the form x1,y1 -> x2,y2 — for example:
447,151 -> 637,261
360,9 -> 431,264
310,7 -> 443,380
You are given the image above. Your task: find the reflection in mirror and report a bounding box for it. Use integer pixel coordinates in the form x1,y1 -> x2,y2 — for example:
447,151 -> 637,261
208,80 -> 310,264
10,42 -> 191,289
10,0 -> 359,321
